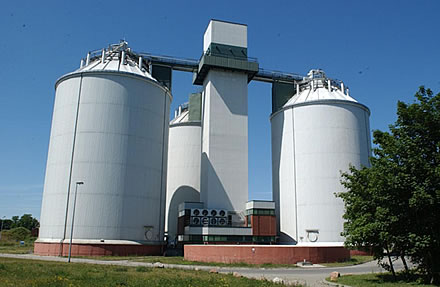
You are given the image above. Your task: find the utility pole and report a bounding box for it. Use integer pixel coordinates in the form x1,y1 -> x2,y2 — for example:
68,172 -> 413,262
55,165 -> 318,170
68,181 -> 84,263
0,216 -> 5,241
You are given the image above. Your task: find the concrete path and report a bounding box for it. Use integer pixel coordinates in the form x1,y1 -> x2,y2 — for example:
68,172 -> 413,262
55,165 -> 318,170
0,253 -> 406,287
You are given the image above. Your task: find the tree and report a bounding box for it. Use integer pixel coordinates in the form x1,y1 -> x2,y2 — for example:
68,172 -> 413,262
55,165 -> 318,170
17,214 -> 39,230
9,214 -> 39,231
0,219 -> 13,230
338,87 -> 440,284
11,216 -> 19,228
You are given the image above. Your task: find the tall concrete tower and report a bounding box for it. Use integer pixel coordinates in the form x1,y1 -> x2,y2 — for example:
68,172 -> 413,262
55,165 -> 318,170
193,20 -> 258,211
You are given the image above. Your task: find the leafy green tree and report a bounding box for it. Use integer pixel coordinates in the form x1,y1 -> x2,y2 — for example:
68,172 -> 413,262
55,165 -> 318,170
339,87 -> 440,284
0,219 -> 13,230
9,214 -> 39,231
10,216 -> 19,228
17,214 -> 39,230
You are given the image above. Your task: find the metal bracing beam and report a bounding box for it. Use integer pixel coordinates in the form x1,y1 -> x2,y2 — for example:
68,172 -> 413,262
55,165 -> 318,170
254,68 -> 304,83
138,52 -> 198,73
81,41 -> 305,84
137,52 -> 305,84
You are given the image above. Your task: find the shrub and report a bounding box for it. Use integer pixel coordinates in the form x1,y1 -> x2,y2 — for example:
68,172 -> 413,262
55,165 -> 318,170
2,227 -> 31,241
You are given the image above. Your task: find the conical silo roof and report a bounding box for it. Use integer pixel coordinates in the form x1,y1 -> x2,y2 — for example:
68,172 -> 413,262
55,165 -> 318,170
284,69 -> 358,107
61,41 -> 156,82
170,108 -> 190,125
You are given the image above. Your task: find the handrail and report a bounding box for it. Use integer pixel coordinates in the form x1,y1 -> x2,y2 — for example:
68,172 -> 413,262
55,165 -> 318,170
255,68 -> 304,82
79,41 -> 313,84
199,50 -> 259,63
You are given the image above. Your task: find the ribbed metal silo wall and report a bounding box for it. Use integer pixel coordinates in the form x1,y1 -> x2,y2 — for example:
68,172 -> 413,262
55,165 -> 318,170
272,100 -> 370,244
165,123 -> 201,241
39,71 -> 171,245
271,108 -> 296,243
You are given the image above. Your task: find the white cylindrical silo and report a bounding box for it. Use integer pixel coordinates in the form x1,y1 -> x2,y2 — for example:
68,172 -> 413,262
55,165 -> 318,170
165,102 -> 201,244
35,42 -> 171,256
271,70 -> 371,245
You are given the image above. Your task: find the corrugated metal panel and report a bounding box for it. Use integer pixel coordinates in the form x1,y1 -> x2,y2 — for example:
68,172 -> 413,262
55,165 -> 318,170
39,59 -> 171,245
272,81 -> 295,113
201,70 -> 248,212
271,72 -> 371,245
165,123 -> 201,241
188,93 -> 202,121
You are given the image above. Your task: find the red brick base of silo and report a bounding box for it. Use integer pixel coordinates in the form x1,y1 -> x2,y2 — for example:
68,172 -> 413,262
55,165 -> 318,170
184,245 -> 350,264
34,242 -> 163,257
350,248 -> 373,256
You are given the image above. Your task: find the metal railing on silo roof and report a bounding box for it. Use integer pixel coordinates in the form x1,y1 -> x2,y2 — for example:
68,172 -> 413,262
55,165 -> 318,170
80,41 -> 309,84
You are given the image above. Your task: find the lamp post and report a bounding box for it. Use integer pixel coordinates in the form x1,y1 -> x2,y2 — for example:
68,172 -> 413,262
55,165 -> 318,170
68,181 -> 84,263
0,216 -> 5,241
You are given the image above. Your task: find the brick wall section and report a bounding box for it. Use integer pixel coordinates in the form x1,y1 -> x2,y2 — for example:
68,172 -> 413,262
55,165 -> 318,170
350,249 -> 373,256
34,242 -> 163,256
184,245 -> 350,264
251,215 -> 276,236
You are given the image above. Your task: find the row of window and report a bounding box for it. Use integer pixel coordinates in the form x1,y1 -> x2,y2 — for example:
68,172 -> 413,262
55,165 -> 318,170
245,209 -> 275,216
186,235 -> 276,243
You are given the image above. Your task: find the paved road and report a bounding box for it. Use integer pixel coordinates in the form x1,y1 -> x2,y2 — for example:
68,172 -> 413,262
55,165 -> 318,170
0,253 -> 406,286
217,259 -> 407,286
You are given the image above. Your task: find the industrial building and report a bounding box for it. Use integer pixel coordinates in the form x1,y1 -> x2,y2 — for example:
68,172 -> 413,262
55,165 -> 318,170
35,20 -> 370,263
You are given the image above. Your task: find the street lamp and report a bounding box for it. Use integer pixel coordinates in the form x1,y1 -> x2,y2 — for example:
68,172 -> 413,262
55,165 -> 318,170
68,181 -> 84,263
0,216 -> 5,241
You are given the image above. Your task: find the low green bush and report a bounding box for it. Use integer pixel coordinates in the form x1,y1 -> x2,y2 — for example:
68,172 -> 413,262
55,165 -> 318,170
1,227 -> 31,241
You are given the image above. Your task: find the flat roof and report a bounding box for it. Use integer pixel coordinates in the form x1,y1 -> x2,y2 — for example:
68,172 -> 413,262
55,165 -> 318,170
210,19 -> 247,27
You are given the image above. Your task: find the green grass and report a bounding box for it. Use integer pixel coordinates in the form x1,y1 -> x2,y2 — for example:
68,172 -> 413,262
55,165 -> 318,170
0,257 -> 289,287
327,272 -> 436,287
321,255 -> 373,267
78,255 -> 298,269
0,240 -> 34,254
134,256 -> 299,268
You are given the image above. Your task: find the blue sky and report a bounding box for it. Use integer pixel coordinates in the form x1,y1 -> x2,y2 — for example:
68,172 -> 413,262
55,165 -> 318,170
1,0 -> 439,219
